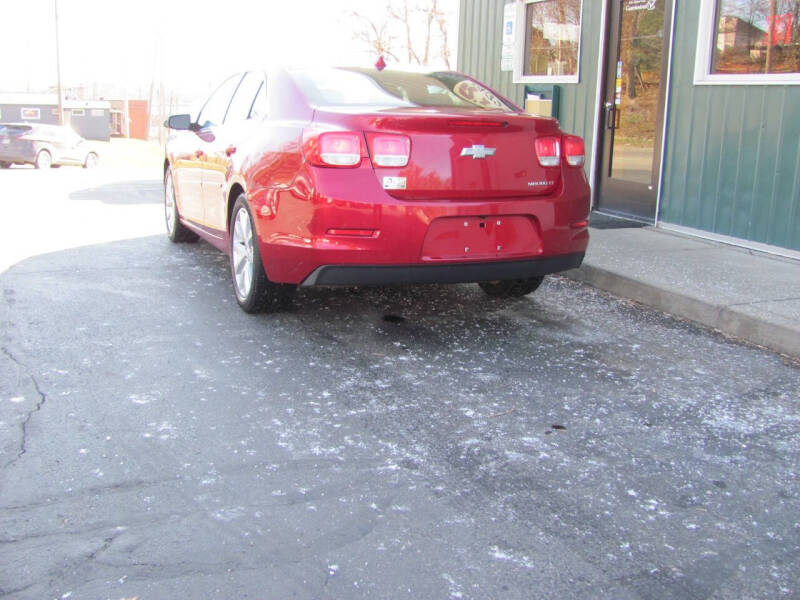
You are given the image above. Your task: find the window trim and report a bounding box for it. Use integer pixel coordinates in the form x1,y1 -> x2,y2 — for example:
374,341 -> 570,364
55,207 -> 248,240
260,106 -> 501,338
222,71 -> 267,124
694,0 -> 800,85
513,0 -> 584,84
247,77 -> 268,121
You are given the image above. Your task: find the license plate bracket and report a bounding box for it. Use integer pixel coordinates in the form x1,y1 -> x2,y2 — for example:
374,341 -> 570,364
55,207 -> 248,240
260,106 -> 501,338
421,215 -> 541,260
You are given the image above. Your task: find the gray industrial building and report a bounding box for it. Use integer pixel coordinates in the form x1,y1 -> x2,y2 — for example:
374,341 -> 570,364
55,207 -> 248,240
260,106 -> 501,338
0,93 -> 111,141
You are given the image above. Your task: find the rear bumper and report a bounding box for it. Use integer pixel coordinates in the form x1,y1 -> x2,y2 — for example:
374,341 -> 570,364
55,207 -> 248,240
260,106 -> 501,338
0,140 -> 36,163
301,252 -> 584,287
0,151 -> 34,163
250,162 -> 591,285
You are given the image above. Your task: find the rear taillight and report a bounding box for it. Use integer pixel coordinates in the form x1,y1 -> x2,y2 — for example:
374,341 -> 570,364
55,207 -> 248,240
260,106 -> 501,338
303,130 -> 365,167
564,135 -> 585,167
367,133 -> 411,167
535,136 -> 561,167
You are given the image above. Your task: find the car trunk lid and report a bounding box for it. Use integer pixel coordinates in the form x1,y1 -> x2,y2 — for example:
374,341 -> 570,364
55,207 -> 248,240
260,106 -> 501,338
314,108 -> 563,200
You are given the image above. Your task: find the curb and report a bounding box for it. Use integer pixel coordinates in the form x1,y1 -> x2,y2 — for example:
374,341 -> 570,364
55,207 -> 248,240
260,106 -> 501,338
564,264 -> 800,359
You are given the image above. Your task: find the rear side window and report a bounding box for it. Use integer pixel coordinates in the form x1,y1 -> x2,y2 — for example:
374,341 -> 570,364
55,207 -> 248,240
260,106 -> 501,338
0,125 -> 32,137
291,68 -> 516,112
225,71 -> 266,123
35,126 -> 59,140
197,74 -> 243,127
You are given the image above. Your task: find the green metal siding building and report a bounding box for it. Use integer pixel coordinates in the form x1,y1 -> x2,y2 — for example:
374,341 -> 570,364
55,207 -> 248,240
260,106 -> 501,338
457,0 -> 800,255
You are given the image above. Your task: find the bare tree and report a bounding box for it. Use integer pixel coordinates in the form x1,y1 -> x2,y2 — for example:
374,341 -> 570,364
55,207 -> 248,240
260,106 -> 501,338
350,1 -> 453,68
349,10 -> 400,63
433,0 -> 452,69
387,1 -> 420,64
418,1 -> 436,64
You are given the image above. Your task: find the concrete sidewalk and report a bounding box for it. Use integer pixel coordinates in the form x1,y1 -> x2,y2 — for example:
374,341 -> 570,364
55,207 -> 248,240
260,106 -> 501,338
564,215 -> 800,358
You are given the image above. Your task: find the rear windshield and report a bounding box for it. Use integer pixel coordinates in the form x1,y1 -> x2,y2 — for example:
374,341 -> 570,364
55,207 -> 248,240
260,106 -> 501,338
0,125 -> 32,137
291,68 -> 516,112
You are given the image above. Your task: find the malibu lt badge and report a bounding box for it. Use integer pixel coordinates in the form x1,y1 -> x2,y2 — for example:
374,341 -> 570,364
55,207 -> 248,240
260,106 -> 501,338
460,145 -> 496,159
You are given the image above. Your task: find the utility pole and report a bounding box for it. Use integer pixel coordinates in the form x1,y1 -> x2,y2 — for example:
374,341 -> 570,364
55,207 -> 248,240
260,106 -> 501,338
54,0 -> 64,125
146,33 -> 159,142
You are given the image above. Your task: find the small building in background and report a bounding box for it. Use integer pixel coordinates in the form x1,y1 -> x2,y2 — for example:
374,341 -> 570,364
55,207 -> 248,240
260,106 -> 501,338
108,99 -> 149,140
0,93 -> 111,141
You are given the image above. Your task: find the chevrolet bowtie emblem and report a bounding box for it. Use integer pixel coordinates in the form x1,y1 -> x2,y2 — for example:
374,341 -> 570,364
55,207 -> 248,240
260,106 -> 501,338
460,145 -> 496,159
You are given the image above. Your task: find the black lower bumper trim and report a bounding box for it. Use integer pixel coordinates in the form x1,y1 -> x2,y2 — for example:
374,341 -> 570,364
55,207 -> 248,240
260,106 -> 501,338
301,253 -> 584,287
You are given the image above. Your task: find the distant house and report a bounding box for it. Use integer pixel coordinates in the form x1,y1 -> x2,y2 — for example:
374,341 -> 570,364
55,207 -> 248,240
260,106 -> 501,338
0,93 -> 111,141
716,15 -> 765,53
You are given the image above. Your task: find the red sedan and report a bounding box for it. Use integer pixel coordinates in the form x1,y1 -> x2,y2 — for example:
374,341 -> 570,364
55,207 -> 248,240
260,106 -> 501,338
164,67 -> 589,312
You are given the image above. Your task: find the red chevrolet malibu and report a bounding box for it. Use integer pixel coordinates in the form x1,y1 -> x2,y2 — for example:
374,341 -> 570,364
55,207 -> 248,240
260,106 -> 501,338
164,67 -> 589,312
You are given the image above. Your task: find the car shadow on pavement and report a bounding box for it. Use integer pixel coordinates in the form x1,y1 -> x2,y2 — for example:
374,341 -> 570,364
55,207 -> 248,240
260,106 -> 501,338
1,234 -> 585,366
69,180 -> 163,205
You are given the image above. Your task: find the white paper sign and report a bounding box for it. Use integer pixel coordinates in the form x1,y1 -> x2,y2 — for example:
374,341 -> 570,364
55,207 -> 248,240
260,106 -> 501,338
501,3 -> 516,72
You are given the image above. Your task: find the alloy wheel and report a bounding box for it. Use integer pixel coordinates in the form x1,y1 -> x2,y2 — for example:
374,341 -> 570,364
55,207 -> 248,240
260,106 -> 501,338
36,151 -> 52,169
232,207 -> 255,300
164,173 -> 177,236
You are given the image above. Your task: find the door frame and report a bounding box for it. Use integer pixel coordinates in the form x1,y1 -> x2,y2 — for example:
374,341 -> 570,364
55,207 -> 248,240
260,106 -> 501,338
589,0 -> 678,226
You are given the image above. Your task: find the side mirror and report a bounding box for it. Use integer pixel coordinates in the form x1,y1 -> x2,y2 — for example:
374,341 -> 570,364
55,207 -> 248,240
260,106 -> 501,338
165,114 -> 192,130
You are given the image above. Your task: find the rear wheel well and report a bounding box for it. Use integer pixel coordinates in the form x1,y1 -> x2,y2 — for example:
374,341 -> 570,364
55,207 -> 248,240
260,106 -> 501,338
227,183 -> 245,233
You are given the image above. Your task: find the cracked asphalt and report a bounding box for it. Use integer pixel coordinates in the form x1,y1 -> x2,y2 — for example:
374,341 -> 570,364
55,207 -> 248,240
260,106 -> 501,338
1,167 -> 799,599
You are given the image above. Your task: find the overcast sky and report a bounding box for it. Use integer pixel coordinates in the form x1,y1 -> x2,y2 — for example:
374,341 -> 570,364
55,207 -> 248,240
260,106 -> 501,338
0,0 -> 458,100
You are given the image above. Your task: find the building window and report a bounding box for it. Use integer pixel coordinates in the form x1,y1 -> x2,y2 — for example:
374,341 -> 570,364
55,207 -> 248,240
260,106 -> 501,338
696,0 -> 800,84
90,108 -> 104,117
72,109 -> 85,116
514,0 -> 583,83
21,108 -> 40,120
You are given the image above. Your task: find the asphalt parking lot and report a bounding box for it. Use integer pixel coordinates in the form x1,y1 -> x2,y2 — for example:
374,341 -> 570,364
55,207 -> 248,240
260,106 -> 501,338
1,158 -> 799,599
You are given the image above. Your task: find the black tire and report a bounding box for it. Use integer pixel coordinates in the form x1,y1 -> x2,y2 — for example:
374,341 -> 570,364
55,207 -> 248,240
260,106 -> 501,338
83,152 -> 98,169
0,161 -> 10,169
478,276 -> 545,298
164,168 -> 199,243
230,195 -> 295,313
35,150 -> 52,169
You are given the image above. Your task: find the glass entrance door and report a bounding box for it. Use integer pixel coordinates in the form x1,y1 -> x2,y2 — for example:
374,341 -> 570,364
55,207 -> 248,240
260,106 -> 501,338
596,0 -> 673,222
